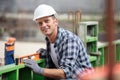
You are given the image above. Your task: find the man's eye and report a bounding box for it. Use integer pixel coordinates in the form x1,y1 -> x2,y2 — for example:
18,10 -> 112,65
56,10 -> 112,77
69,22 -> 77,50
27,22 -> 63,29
38,22 -> 42,26
45,20 -> 49,23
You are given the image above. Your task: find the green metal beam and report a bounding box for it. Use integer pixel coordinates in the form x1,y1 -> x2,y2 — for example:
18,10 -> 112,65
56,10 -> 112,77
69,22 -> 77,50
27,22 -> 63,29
0,59 -> 45,80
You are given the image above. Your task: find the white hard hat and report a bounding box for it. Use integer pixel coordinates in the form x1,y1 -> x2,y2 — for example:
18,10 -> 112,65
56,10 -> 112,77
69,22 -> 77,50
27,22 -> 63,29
33,4 -> 56,21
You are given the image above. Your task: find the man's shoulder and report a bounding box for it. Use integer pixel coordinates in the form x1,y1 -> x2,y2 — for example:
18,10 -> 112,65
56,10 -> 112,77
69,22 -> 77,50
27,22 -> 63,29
58,27 -> 82,43
59,27 -> 74,36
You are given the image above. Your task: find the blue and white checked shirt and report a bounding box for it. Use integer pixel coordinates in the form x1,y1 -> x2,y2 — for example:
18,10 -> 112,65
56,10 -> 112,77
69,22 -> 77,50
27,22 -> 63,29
40,27 -> 92,79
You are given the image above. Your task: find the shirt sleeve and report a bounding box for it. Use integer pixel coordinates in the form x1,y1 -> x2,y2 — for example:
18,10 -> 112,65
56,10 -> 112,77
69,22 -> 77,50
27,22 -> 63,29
59,38 -> 79,79
59,36 -> 92,79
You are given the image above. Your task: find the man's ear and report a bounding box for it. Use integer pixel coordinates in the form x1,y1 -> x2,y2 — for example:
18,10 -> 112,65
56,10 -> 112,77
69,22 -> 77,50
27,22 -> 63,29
54,18 -> 58,25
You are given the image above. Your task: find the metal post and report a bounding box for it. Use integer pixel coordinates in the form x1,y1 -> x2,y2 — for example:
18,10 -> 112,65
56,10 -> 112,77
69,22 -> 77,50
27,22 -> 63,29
105,0 -> 115,80
74,11 -> 81,34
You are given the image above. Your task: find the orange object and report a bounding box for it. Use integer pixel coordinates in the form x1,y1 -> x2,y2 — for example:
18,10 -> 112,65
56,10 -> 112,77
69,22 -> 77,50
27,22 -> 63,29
78,66 -> 108,80
6,37 -> 16,44
113,63 -> 120,75
5,46 -> 15,51
5,37 -> 16,51
15,53 -> 40,65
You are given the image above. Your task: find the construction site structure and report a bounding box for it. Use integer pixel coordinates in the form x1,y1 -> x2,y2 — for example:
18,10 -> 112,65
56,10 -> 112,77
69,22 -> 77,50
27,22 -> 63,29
77,21 -> 100,66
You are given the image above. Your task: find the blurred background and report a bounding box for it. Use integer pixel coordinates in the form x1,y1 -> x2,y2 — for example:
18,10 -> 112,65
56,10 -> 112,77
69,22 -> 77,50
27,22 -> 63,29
0,0 -> 120,42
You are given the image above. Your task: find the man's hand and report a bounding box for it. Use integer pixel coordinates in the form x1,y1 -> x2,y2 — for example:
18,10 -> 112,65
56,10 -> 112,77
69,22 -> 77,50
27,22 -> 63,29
36,48 -> 47,58
36,48 -> 46,54
23,59 -> 44,75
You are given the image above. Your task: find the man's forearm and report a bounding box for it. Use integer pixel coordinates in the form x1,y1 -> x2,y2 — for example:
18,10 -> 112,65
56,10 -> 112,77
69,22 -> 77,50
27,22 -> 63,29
43,68 -> 66,79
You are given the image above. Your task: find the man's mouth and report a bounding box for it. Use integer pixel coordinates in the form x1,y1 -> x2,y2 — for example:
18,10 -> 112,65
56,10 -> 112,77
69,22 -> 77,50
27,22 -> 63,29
42,27 -> 49,33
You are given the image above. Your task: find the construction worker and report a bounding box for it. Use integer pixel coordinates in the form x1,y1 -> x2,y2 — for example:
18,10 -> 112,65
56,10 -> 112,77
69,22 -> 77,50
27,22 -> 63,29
23,4 -> 92,80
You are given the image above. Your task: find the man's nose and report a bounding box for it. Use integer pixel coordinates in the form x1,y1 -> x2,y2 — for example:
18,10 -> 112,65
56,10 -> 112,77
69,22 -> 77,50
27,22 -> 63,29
41,22 -> 47,27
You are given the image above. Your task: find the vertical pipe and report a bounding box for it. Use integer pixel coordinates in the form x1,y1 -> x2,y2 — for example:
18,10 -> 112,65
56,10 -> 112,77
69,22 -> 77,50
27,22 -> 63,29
68,11 -> 72,21
72,11 -> 76,33
75,11 -> 81,34
105,0 -> 115,80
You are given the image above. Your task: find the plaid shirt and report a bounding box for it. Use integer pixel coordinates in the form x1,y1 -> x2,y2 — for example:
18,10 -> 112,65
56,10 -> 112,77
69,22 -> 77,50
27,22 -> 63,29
40,27 -> 92,79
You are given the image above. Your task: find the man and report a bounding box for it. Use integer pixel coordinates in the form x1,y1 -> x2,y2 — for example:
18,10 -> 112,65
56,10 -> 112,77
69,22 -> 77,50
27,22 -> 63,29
23,4 -> 92,80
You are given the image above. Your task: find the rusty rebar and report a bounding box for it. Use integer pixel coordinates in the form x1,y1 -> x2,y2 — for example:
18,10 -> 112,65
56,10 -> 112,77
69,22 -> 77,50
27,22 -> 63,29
105,0 -> 115,80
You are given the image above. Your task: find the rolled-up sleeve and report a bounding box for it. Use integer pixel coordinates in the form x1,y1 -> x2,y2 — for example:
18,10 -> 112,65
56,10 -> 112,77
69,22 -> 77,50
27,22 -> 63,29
59,38 -> 79,79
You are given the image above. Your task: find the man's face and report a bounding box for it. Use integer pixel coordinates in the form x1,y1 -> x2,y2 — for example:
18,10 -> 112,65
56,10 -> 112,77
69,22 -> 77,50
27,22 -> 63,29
36,16 -> 58,37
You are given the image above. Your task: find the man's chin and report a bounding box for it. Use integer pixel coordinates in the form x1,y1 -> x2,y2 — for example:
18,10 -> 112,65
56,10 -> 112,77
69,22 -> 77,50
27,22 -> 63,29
44,33 -> 50,36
